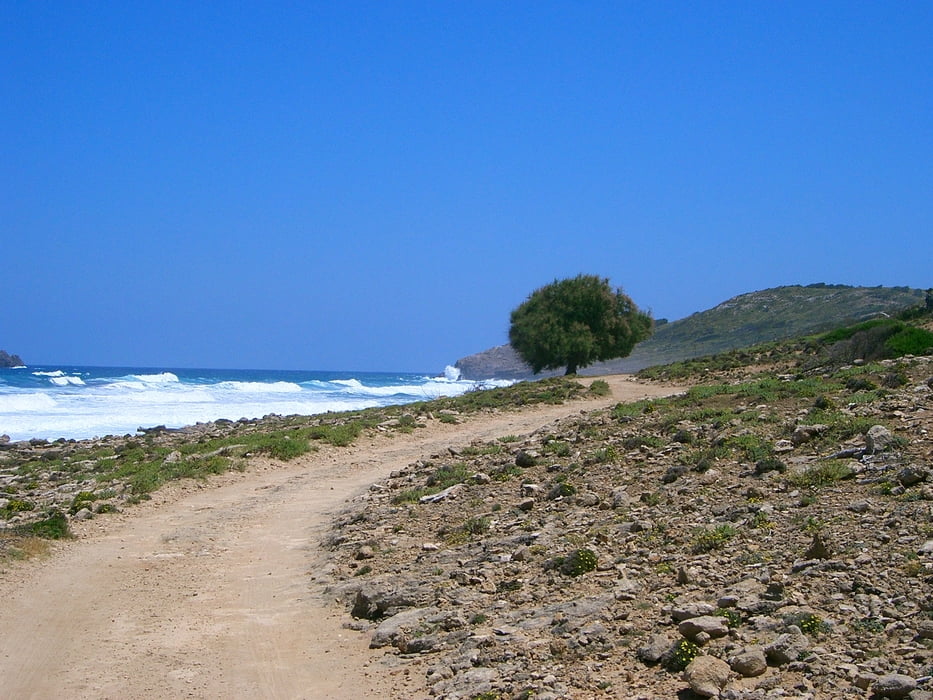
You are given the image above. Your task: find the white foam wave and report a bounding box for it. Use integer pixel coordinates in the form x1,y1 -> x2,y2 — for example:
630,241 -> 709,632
215,381 -> 303,394
130,372 -> 180,384
49,375 -> 86,386
0,393 -> 58,411
443,365 -> 461,381
34,370 -> 66,377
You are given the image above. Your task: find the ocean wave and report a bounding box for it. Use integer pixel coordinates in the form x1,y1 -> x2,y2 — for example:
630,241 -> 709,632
49,375 -> 86,386
130,372 -> 180,384
34,370 -> 66,377
0,393 -> 58,411
214,381 -> 303,394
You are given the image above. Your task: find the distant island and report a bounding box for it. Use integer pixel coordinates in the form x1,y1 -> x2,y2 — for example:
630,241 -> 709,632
0,350 -> 25,367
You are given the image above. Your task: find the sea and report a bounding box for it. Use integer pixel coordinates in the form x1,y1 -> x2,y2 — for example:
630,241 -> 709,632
0,364 -> 512,443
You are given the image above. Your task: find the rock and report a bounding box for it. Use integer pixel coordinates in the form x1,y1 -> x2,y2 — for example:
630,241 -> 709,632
576,490 -> 600,507
637,633 -> 671,664
683,655 -> 732,697
517,498 -> 535,511
678,615 -> 730,642
351,586 -> 418,621
897,465 -> 928,487
866,425 -> 896,454
870,673 -> 917,698
914,620 -> 933,641
728,646 -> 767,677
804,533 -> 831,560
355,545 -> 375,560
662,465 -> 689,483
370,606 -> 434,648
611,487 -> 632,509
672,603 -> 717,621
791,424 -> 828,446
764,626 -> 809,665
848,500 -> 872,513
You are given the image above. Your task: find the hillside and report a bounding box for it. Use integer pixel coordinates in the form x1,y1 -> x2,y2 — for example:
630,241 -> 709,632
455,284 -> 926,379
327,316 -> 933,698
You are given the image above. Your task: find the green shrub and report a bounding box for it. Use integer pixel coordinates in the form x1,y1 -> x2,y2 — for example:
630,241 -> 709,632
588,379 -> 611,396
560,548 -> 598,576
19,509 -> 71,539
715,607 -> 743,628
691,524 -> 737,553
665,638 -> 700,672
885,326 -> 933,357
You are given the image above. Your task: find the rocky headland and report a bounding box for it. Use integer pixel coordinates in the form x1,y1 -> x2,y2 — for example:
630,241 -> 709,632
0,350 -> 24,368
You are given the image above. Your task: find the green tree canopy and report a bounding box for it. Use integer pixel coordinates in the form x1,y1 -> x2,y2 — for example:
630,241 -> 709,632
508,275 -> 653,375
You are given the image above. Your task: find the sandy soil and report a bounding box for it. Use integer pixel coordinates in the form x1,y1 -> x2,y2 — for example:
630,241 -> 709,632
0,376 -> 681,699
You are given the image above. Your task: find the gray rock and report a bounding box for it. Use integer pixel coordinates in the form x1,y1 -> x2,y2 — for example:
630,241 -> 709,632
791,424 -> 828,446
370,606 -> 435,648
870,673 -> 917,698
897,465 -> 928,487
729,646 -> 767,677
611,486 -> 632,509
678,615 -> 730,641
637,633 -> 671,664
683,655 -> 732,697
764,626 -> 809,665
865,424 -> 896,454
351,586 -> 419,620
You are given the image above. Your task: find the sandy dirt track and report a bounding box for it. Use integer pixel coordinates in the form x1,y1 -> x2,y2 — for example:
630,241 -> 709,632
0,377 -> 680,699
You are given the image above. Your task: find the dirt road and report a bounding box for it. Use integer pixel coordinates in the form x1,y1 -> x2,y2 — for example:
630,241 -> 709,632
0,377 -> 679,699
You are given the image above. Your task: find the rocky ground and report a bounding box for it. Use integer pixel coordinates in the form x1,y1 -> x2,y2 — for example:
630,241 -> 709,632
322,355 -> 933,699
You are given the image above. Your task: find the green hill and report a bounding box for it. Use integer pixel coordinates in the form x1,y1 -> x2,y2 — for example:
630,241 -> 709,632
455,284 -> 927,379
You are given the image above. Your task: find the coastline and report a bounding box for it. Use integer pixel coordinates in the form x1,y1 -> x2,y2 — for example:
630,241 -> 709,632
0,375 -> 676,698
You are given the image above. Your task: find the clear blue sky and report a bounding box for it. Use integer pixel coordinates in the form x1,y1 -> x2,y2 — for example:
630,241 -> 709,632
2,2 -> 931,372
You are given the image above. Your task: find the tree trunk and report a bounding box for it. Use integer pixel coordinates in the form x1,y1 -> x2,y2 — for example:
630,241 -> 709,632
565,363 -> 577,376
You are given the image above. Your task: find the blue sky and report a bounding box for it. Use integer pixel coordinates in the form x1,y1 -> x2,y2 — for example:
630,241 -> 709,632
2,2 -> 930,372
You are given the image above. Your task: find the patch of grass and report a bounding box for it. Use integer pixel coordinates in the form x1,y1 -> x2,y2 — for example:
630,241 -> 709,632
309,422 -> 365,447
786,461 -> 855,488
17,509 -> 71,539
588,379 -> 610,396
426,462 -> 471,490
491,464 -> 522,482
725,433 -> 773,461
543,440 -> 572,457
691,524 -> 737,553
621,435 -> 664,450
460,442 -> 503,457
785,612 -> 829,636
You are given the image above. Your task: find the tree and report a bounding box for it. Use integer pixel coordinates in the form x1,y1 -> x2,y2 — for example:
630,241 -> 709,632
508,275 -> 653,375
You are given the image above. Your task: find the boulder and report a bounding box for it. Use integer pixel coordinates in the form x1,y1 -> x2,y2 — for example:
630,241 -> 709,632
764,625 -> 809,665
683,655 -> 731,697
870,673 -> 917,699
